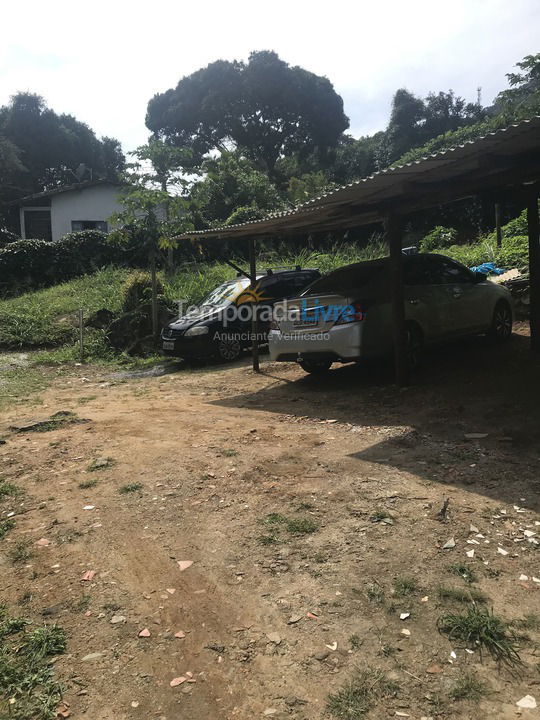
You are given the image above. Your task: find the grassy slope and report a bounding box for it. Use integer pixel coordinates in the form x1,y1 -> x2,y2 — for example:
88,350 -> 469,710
0,241 -> 388,354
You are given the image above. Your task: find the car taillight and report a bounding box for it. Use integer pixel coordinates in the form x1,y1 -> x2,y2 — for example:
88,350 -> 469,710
335,301 -> 367,325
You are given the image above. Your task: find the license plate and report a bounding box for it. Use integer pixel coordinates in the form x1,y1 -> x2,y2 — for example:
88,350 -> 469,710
162,341 -> 175,350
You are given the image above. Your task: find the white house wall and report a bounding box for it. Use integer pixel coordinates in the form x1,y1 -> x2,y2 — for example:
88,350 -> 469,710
50,185 -> 125,241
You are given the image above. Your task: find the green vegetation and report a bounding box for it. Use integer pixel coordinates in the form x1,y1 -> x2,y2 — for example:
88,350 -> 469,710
393,576 -> 418,597
0,604 -> 67,720
447,562 -> 477,584
119,482 -> 143,494
8,540 -> 32,565
257,511 -> 319,543
78,478 -> 99,489
438,605 -> 522,668
327,667 -> 398,719
449,671 -> 487,701
0,519 -> 15,539
366,584 -> 385,604
0,481 -> 21,499
438,585 -> 488,604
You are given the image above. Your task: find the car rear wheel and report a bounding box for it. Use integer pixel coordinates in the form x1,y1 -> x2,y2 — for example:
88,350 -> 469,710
216,334 -> 242,362
489,301 -> 512,342
299,359 -> 332,374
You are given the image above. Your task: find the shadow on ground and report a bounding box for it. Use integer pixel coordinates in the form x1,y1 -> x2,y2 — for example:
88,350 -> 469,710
213,330 -> 540,510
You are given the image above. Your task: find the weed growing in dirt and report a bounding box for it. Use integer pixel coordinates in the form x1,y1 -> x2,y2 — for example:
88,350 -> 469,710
261,513 -> 288,526
438,605 -> 522,668
349,634 -> 363,650
0,607 -> 66,720
438,586 -> 488,604
25,625 -> 67,657
79,478 -> 99,489
286,517 -> 318,535
87,457 -> 115,472
8,540 -> 32,564
510,614 -> 540,631
370,509 -> 394,524
72,595 -> 92,612
0,481 -> 21,499
448,562 -> 477,584
119,483 -> 143,494
393,576 -> 418,597
449,671 -> 487,701
366,584 -> 385,604
297,502 -> 315,511
327,667 -> 399,719
218,448 -> 238,457
0,518 -> 15,539
257,512 -> 318,542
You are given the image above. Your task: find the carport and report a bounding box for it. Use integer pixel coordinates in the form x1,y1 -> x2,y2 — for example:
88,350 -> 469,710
177,116 -> 540,385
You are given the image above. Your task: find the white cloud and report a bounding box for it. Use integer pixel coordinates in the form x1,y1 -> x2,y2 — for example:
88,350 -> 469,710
1,0 -> 539,152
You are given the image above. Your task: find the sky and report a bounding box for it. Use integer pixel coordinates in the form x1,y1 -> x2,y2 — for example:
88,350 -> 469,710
1,0 -> 539,157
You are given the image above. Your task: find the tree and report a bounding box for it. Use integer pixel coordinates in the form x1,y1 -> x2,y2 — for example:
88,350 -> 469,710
494,53 -> 540,120
0,93 -> 125,200
146,51 -> 349,180
189,152 -> 284,228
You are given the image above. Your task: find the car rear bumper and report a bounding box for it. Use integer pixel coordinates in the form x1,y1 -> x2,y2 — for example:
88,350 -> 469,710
268,324 -> 362,363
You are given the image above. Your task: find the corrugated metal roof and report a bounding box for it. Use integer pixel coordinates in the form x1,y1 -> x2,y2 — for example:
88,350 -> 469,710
177,115 -> 540,240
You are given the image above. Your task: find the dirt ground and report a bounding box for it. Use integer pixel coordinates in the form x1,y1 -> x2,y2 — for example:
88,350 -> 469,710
1,325 -> 539,720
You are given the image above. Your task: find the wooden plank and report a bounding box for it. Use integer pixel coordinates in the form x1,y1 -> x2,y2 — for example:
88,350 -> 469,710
527,188 -> 540,352
386,215 -> 409,386
248,237 -> 260,372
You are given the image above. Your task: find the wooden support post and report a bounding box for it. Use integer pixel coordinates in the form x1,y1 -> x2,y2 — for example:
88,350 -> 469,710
150,252 -> 159,345
248,237 -> 260,372
386,215 -> 409,386
527,188 -> 540,352
495,203 -> 502,249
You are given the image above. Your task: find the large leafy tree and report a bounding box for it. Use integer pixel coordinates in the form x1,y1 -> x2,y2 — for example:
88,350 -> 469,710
190,152 -> 284,227
494,53 -> 540,120
0,93 -> 125,201
146,51 -> 349,180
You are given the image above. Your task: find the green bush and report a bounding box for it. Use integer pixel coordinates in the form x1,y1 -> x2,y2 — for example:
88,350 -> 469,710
0,230 -> 125,295
121,271 -> 165,313
496,234 -> 529,268
420,226 -> 458,253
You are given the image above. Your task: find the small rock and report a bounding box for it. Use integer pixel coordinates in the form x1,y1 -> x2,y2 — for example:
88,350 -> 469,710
287,614 -> 302,624
35,538 -> 51,547
497,547 -> 509,556
400,629 -> 411,637
263,709 -> 277,716
325,642 -> 337,651
314,651 -> 329,661
170,676 -> 186,687
82,652 -> 103,662
110,615 -> 126,624
138,628 -> 151,638
426,664 -> 443,674
399,613 -> 410,620
266,633 -> 281,644
177,560 -> 193,571
516,695 -> 537,709
442,537 -> 456,549
174,631 -> 186,639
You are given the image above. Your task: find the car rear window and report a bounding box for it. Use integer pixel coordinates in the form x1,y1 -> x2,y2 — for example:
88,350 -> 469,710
302,260 -> 387,296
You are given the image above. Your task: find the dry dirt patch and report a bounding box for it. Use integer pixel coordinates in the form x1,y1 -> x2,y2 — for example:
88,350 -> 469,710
0,340 -> 539,719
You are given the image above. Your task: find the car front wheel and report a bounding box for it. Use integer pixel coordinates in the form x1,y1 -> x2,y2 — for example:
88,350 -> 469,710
216,334 -> 242,362
489,301 -> 512,342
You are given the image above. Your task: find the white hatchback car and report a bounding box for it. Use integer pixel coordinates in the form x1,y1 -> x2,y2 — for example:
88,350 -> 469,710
268,253 -> 513,374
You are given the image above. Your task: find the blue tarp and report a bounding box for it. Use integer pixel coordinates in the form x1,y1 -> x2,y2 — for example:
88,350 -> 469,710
469,262 -> 505,276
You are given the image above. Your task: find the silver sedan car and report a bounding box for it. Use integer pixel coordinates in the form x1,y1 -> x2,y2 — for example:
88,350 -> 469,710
268,253 -> 513,374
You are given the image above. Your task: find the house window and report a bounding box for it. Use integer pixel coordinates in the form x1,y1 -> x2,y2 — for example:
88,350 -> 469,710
71,220 -> 108,232
24,210 -> 52,241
